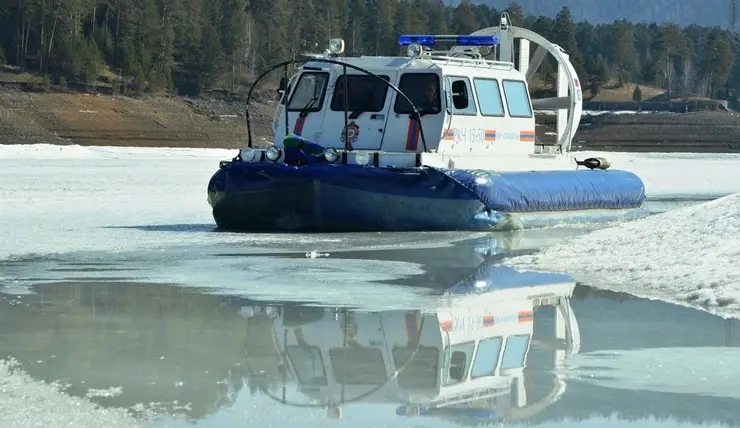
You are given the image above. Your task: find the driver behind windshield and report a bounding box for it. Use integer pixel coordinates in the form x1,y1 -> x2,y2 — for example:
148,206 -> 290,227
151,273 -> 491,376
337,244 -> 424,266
401,76 -> 441,114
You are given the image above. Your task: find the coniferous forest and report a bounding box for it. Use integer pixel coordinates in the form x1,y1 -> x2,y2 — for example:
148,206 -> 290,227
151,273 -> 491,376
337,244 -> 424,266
0,0 -> 738,106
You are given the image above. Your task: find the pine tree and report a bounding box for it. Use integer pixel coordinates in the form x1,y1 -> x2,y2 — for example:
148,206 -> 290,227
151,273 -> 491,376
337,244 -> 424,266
173,0 -> 203,65
451,0 -> 478,35
346,0 -> 367,54
606,20 -> 639,86
699,28 -> 734,97
0,0 -> 736,101
197,2 -> 222,91
504,1 -> 525,26
425,0 -> 448,34
364,0 -> 394,55
552,7 -> 586,81
220,0 -> 249,94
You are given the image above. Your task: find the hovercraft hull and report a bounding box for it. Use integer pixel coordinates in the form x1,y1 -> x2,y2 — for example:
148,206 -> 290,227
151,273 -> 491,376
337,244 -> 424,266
207,161 -> 648,232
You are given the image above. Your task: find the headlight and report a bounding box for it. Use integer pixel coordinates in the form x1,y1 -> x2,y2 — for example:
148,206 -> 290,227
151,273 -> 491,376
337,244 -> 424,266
240,148 -> 258,162
354,152 -> 370,166
265,145 -> 282,161
324,148 -> 340,163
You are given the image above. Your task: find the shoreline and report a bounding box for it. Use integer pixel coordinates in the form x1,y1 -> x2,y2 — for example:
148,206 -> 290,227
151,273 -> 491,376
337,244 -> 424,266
3,87 -> 740,153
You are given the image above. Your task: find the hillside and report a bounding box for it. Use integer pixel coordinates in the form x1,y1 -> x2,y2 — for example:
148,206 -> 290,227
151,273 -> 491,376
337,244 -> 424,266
537,110 -> 740,152
0,68 -> 275,149
3,74 -> 740,154
451,0 -> 732,27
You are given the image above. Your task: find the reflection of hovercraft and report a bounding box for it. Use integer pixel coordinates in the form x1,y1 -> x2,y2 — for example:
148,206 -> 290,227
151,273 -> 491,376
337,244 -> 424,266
283,305 -> 325,327
244,308 -> 430,410
242,257 -> 581,423
445,257 -> 574,296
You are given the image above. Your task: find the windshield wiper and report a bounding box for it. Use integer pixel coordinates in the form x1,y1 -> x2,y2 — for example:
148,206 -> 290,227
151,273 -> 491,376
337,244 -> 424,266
299,97 -> 318,116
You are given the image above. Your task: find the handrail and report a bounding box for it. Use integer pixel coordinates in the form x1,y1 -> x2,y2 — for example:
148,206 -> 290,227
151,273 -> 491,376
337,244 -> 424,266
426,55 -> 515,69
242,56 -> 429,156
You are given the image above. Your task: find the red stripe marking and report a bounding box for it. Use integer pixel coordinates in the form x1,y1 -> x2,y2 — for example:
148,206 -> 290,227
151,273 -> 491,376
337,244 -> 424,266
293,116 -> 307,136
518,310 -> 534,323
483,315 -> 495,327
520,130 -> 535,142
405,119 -> 420,151
405,312 -> 419,345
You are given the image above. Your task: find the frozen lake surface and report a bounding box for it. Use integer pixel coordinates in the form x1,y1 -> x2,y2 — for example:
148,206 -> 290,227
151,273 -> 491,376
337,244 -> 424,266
1,144 -> 740,427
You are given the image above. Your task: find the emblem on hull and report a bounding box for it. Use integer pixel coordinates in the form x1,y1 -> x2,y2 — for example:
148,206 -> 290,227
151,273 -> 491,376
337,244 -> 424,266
341,121 -> 360,145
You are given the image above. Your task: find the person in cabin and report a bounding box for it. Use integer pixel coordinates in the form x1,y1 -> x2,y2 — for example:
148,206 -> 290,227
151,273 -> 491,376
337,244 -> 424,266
334,77 -> 378,111
422,78 -> 439,110
407,76 -> 440,114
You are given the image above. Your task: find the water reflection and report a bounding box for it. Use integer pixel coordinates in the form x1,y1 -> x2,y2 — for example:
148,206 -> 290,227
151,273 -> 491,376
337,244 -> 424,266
241,263 -> 580,424
0,281 -> 250,422
0,237 -> 738,427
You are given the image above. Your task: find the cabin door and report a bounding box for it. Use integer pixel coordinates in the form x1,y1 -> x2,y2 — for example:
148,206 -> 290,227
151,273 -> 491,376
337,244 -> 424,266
316,72 -> 397,150
381,72 -> 444,153
275,71 -> 331,144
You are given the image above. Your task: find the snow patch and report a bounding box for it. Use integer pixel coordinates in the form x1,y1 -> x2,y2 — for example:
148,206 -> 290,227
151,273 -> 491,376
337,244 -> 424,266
0,143 -> 233,160
85,386 -> 124,398
504,193 -> 740,319
0,358 -> 139,428
2,144 -> 740,265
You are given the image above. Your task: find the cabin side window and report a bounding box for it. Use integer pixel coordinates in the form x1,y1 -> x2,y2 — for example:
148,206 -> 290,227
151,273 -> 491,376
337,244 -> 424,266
473,78 -> 505,116
442,342 -> 475,385
499,334 -> 531,370
287,72 -> 329,112
470,337 -> 503,379
330,75 -> 390,112
394,73 -> 442,115
502,79 -> 534,118
445,76 -> 477,115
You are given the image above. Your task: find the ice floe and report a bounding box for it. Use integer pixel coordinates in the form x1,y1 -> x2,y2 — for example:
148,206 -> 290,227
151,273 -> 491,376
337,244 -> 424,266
2,144 -> 740,262
0,358 -> 139,428
505,193 -> 740,319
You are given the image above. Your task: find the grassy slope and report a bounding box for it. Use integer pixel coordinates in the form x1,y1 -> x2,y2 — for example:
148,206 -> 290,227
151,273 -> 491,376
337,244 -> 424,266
588,83 -> 666,102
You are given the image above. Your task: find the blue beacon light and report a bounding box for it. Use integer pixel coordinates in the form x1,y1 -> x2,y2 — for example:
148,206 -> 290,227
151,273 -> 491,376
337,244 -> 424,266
398,35 -> 500,46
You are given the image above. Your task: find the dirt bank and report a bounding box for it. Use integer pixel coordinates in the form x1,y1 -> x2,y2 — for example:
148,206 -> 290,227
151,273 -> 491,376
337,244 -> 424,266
537,110 -> 740,153
0,86 -> 276,149
3,85 -> 740,153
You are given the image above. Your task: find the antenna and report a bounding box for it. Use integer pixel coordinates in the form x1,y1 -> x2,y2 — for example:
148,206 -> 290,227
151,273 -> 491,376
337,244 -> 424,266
731,0 -> 738,29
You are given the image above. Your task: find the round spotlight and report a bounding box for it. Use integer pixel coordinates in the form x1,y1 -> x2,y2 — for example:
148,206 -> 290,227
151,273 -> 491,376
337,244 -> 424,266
240,148 -> 258,162
407,43 -> 423,58
265,145 -> 282,162
354,152 -> 370,166
328,38 -> 345,55
324,147 -> 340,163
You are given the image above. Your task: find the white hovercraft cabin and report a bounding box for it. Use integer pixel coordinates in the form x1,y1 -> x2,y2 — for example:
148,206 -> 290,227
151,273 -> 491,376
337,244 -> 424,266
254,14 -> 584,172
